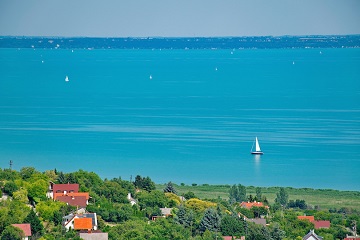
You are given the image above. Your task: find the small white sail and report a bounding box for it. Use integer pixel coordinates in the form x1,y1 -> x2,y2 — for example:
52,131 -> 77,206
251,137 -> 263,154
255,137 -> 261,152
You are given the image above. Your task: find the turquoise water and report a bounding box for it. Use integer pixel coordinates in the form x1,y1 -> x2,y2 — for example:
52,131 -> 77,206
0,48 -> 359,190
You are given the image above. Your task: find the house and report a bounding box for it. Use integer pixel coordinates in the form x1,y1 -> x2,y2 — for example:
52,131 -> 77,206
303,230 -> 323,240
313,220 -> 330,229
297,216 -> 330,229
54,192 -> 90,201
248,218 -> 267,227
79,231 -> 108,240
344,236 -> 360,240
127,193 -> 137,206
160,207 -> 173,216
223,236 -> 245,240
240,201 -> 269,209
47,182 -> 79,199
74,218 -> 92,230
63,213 -> 98,231
56,195 -> 88,208
298,216 -> 315,222
152,208 -> 173,221
12,224 -> 31,240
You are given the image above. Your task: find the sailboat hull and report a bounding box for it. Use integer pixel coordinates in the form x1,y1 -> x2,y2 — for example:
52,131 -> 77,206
251,151 -> 263,155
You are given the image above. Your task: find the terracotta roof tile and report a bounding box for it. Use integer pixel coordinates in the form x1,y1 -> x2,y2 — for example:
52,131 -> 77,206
12,224 -> 32,236
53,183 -> 79,193
240,201 -> 268,209
74,218 -> 92,230
57,195 -> 87,207
54,192 -> 90,200
313,220 -> 330,229
298,216 -> 315,222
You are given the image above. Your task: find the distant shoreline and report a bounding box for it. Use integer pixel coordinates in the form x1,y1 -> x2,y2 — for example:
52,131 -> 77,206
1,35 -> 360,49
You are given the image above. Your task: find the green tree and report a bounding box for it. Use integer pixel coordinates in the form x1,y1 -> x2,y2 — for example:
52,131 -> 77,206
3,181 -> 18,196
24,209 -> 43,236
255,187 -> 262,200
199,208 -> 221,233
163,181 -> 177,194
1,225 -> 24,240
12,188 -> 29,203
20,167 -> 37,180
229,184 -> 246,203
275,187 -> 288,206
270,223 -> 286,240
220,215 -> 245,237
27,179 -> 48,202
183,191 -> 196,200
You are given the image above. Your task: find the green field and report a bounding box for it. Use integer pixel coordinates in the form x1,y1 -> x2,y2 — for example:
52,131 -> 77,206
156,184 -> 360,210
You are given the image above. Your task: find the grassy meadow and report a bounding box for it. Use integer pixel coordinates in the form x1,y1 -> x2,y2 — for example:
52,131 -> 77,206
156,184 -> 360,211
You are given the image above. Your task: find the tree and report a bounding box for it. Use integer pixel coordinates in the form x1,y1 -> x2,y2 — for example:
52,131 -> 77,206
183,191 -> 196,200
3,181 -> 18,196
24,209 -> 43,236
220,215 -> 245,237
229,184 -> 246,203
163,181 -> 177,194
255,187 -> 262,201
1,225 -> 24,240
275,187 -> 288,206
133,175 -> 155,191
199,208 -> 221,233
12,188 -> 29,203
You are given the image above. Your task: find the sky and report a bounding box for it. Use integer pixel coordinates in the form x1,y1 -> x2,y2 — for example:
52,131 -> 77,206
0,0 -> 359,37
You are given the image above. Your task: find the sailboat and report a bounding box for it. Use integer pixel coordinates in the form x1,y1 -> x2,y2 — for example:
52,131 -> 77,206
65,76 -> 69,82
251,137 -> 263,155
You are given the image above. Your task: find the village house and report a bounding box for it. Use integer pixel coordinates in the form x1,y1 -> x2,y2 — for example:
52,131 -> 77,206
240,201 -> 269,209
46,182 -> 79,199
303,229 -> 323,240
223,236 -> 245,240
79,230 -> 108,240
12,224 -> 32,240
297,216 -> 330,229
63,213 -> 98,231
151,207 -> 173,221
344,236 -> 360,240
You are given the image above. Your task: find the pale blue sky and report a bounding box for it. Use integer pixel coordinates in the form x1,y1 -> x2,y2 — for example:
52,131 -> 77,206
0,0 -> 359,37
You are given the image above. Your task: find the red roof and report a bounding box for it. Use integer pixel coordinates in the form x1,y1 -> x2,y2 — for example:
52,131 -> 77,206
54,192 -> 90,200
74,218 -> 92,230
344,238 -> 360,240
314,220 -> 330,229
298,216 -> 315,222
12,224 -> 32,236
53,183 -> 79,193
240,201 -> 268,209
57,195 -> 87,207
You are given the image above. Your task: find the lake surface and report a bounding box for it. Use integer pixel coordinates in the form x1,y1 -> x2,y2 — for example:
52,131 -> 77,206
0,48 -> 359,190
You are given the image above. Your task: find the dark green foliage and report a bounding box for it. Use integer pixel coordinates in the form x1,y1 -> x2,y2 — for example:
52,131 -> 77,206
275,187 -> 288,206
270,223 -> 286,240
0,168 -> 20,181
3,181 -> 18,196
136,190 -> 169,210
246,222 -> 272,240
287,199 -> 307,209
20,167 -> 37,180
220,215 -> 245,237
199,208 -> 221,233
1,225 -> 24,240
134,175 -> 156,191
24,209 -> 43,236
183,191 -> 196,200
252,206 -> 268,218
229,184 -> 246,203
57,171 -> 66,184
164,181 -> 177,194
100,181 -> 128,203
174,205 -> 195,229
255,187 -> 262,201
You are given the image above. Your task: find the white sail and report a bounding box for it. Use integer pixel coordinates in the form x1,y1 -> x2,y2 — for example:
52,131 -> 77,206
255,137 -> 261,152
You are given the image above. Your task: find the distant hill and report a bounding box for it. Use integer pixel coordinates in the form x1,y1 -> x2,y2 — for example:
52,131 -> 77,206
1,35 -> 359,49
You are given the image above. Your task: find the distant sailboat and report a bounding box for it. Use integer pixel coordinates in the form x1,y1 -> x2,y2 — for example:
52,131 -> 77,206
149,75 -> 153,80
251,137 -> 263,155
65,76 -> 69,82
